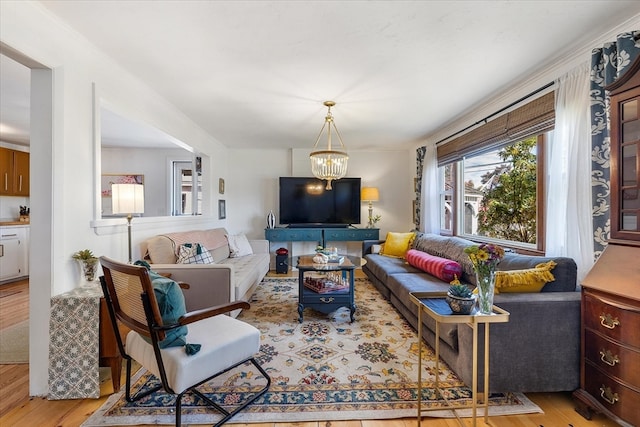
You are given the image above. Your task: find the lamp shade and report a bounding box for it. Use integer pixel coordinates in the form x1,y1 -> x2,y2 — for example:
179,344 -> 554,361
361,187 -> 380,202
111,184 -> 145,214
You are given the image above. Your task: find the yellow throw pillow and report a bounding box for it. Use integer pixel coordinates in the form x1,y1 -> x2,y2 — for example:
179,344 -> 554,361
380,232 -> 415,258
495,260 -> 557,293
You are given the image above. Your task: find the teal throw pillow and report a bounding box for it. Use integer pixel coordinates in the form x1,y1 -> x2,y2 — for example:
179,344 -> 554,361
147,269 -> 189,349
134,261 -> 199,353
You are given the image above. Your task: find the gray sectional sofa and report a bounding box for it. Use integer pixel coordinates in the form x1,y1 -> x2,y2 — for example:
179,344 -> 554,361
363,232 -> 581,393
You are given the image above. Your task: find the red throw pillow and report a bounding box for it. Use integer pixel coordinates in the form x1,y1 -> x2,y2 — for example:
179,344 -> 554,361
405,249 -> 462,282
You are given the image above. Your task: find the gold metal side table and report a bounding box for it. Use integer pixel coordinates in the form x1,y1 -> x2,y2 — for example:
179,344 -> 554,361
410,291 -> 509,427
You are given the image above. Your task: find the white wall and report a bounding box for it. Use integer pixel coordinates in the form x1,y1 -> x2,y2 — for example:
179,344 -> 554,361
0,1 -> 228,396
227,147 -> 415,259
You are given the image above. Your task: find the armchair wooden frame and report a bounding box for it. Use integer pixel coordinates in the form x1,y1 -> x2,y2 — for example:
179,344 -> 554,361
99,256 -> 271,426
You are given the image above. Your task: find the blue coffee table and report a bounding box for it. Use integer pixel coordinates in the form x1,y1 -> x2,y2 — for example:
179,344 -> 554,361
293,254 -> 365,323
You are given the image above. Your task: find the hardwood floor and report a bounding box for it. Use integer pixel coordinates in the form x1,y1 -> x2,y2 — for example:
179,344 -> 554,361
0,276 -> 617,426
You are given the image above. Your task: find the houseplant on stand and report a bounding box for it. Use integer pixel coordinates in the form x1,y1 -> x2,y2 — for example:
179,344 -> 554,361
446,281 -> 476,314
464,243 -> 505,314
72,249 -> 99,283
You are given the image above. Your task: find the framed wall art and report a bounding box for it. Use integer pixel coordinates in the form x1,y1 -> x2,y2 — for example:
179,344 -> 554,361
219,178 -> 225,194
218,199 -> 226,219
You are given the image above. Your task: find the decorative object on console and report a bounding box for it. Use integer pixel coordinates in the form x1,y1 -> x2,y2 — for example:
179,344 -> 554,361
313,253 -> 329,264
266,210 -> 276,229
309,101 -> 348,190
446,281 -> 477,315
111,183 -> 144,264
464,243 -> 505,314
72,248 -> 99,283
361,187 -> 381,228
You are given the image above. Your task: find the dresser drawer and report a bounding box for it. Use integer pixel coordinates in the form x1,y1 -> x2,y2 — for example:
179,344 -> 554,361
324,228 -> 379,241
301,289 -> 351,305
584,363 -> 640,426
585,329 -> 640,387
265,228 -> 323,242
584,292 -> 640,348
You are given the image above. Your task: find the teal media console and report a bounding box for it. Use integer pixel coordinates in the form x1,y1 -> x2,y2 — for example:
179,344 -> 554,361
264,227 -> 379,248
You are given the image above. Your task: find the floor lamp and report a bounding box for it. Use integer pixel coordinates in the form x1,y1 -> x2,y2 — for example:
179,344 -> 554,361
361,187 -> 380,228
111,183 -> 145,263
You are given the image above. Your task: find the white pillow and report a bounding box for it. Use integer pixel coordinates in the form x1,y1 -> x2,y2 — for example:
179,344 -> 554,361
227,233 -> 253,257
176,243 -> 214,264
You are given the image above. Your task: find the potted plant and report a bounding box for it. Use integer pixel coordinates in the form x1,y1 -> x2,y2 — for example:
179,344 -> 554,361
446,282 -> 476,315
72,249 -> 99,282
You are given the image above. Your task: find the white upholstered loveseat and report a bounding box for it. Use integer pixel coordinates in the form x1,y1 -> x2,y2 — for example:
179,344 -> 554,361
140,228 -> 269,317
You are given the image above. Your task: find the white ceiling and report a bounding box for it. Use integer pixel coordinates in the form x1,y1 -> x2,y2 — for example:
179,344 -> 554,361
2,1 -> 640,150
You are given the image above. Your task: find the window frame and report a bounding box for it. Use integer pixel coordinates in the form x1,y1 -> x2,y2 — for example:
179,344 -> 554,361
440,133 -> 547,254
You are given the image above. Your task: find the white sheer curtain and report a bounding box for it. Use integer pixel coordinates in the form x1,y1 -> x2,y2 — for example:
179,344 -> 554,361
420,141 -> 440,233
547,62 -> 594,283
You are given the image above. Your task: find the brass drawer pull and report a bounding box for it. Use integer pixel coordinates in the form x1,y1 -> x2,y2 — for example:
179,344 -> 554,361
599,385 -> 619,405
320,297 -> 335,303
599,349 -> 620,367
599,313 -> 620,329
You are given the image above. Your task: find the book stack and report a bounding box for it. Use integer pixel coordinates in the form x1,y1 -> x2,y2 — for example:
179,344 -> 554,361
304,274 -> 350,294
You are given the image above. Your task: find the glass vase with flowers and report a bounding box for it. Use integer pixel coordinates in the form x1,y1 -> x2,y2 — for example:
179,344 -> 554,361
463,243 -> 505,314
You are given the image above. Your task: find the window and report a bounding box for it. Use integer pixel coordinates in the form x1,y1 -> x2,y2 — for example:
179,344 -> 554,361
172,160 -> 202,216
440,134 -> 546,251
439,163 -> 454,234
435,91 -> 553,251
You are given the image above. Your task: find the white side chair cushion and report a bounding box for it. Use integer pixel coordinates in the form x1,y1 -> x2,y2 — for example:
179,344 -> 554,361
126,314 -> 261,394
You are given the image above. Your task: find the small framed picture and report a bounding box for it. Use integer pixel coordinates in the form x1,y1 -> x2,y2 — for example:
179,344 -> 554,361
219,178 -> 225,194
218,199 -> 226,219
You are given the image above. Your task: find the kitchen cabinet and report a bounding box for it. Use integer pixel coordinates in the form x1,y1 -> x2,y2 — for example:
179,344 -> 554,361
0,147 -> 29,197
0,226 -> 29,282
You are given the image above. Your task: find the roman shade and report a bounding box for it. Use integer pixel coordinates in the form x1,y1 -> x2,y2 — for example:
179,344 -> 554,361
437,91 -> 555,166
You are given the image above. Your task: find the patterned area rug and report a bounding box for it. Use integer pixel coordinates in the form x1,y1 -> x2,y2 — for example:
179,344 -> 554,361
82,277 -> 541,425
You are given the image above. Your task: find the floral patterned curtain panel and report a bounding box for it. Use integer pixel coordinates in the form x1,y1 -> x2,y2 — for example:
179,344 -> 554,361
415,146 -> 426,230
590,31 -> 640,259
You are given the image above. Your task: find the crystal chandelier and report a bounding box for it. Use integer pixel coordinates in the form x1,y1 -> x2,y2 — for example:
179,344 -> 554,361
310,101 -> 348,190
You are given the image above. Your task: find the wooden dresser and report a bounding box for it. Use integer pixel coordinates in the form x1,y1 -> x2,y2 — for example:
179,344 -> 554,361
574,273 -> 640,427
573,53 -> 640,427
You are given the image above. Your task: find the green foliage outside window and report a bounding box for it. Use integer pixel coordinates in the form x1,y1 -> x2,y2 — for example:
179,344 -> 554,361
476,137 -> 537,244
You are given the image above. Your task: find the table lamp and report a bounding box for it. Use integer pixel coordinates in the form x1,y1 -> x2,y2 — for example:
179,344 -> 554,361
361,187 -> 380,228
111,183 -> 145,263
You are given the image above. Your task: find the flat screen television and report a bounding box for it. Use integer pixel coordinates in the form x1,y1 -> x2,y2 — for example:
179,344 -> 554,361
279,177 -> 361,227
